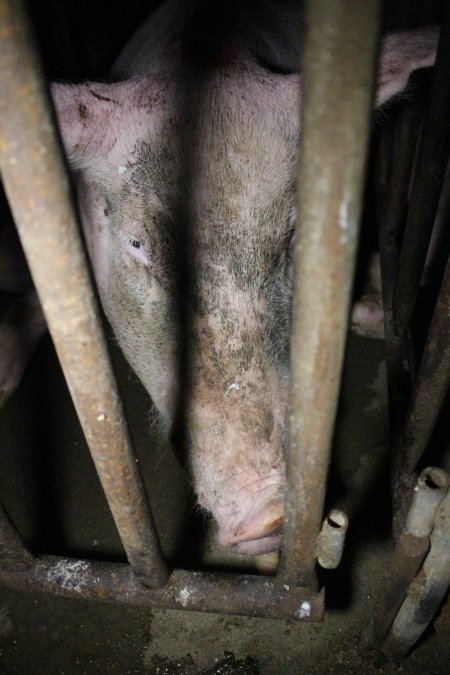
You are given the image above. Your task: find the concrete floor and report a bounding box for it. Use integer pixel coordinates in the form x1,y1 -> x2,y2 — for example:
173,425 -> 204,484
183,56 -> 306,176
0,322 -> 449,674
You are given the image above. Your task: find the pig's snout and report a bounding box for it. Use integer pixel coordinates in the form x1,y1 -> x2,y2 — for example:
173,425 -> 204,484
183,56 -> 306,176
218,495 -> 283,556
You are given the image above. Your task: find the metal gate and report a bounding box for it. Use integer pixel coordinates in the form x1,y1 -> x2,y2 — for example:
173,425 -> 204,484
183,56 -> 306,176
0,0 -> 449,661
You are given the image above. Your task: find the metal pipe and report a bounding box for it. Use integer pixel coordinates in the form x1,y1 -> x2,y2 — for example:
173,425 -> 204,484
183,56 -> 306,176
381,490 -> 450,660
377,75 -> 429,439
392,252 -> 450,529
373,468 -> 448,641
392,4 -> 450,334
0,0 -> 168,587
316,509 -> 348,570
0,553 -> 324,621
278,0 -> 381,586
406,467 -> 448,538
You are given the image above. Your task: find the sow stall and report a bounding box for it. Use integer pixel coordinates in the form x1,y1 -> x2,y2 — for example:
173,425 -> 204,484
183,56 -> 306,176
0,0 -> 449,664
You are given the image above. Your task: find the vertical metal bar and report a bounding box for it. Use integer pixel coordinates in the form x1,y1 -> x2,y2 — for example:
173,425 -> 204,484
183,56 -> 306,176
278,0 -> 381,586
0,0 -> 168,587
392,252 -> 450,527
378,78 -> 428,439
392,3 -> 450,334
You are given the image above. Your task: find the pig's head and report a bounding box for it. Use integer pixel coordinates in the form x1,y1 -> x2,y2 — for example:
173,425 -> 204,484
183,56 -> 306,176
52,25 -> 437,556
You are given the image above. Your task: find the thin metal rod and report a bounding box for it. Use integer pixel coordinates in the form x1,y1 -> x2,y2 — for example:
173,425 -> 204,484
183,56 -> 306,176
0,553 -> 324,621
278,0 -> 381,586
378,77 -> 429,438
373,468 -> 448,641
381,490 -> 450,660
392,253 -> 450,527
0,0 -> 168,587
392,3 -> 450,333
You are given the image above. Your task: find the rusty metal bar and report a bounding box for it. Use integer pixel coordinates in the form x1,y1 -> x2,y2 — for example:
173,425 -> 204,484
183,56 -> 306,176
381,489 -> 450,660
377,76 -> 429,438
0,0 -> 168,587
373,467 -> 448,641
391,252 -> 450,527
392,4 -> 450,334
278,0 -> 381,586
0,552 -> 324,621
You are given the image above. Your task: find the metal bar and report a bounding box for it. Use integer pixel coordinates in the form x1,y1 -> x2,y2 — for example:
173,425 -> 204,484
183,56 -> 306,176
373,468 -> 448,641
381,489 -> 450,660
0,553 -> 324,621
391,252 -> 450,528
316,509 -> 348,570
378,76 -> 429,438
392,3 -> 450,334
278,0 -> 381,586
0,0 -> 168,587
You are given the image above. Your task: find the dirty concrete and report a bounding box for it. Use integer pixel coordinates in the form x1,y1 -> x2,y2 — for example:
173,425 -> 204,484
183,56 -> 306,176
0,321 -> 449,674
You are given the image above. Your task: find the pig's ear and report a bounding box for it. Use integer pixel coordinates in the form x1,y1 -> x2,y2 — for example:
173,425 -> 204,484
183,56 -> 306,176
50,81 -> 135,169
376,26 -> 438,106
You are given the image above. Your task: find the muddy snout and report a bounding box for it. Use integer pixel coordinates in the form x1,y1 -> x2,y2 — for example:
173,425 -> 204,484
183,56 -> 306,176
218,496 -> 284,556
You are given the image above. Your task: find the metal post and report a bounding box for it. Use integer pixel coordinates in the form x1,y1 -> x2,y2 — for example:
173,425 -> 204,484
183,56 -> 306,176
0,0 -> 168,587
392,252 -> 450,528
278,0 -> 381,586
377,75 -> 429,438
381,489 -> 450,660
392,3 -> 450,334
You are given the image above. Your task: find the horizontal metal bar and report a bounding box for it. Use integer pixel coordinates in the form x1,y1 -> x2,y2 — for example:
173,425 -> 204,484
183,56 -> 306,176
0,553 -> 324,621
279,0 -> 381,586
0,0 -> 168,587
392,5 -> 450,333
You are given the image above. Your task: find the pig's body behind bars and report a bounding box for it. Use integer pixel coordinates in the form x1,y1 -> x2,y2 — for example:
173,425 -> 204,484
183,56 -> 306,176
1,0 -> 438,556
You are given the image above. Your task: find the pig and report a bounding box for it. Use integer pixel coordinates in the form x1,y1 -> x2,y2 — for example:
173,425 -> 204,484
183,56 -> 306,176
1,0 -> 438,555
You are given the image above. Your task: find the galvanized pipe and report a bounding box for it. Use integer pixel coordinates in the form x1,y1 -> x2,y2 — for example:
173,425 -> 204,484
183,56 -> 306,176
0,553 -> 324,621
381,490 -> 450,660
392,4 -> 450,334
0,0 -> 168,587
278,0 -> 381,586
373,467 -> 448,641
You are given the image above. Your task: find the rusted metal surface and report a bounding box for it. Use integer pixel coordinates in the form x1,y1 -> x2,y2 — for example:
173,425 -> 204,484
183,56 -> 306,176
0,0 -> 168,587
0,503 -> 33,566
278,0 -> 381,586
392,5 -> 450,334
373,532 -> 429,642
405,467 -> 448,537
373,467 -> 448,641
381,490 -> 450,660
391,252 -> 450,529
316,509 -> 348,570
0,552 -> 324,621
377,76 -> 429,438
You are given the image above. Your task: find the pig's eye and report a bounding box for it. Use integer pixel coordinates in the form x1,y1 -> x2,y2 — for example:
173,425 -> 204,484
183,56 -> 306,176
125,237 -> 149,265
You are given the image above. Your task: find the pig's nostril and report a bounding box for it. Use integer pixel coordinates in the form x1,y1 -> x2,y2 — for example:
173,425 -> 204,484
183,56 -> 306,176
230,499 -> 283,544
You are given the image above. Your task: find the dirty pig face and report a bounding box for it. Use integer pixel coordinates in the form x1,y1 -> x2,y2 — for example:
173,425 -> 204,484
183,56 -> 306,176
62,70 -> 299,556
